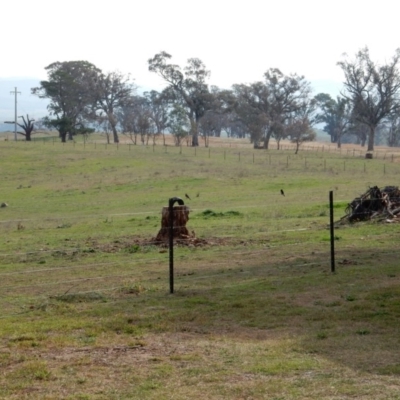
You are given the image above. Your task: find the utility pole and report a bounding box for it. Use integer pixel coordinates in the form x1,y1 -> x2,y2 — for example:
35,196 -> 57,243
10,87 -> 21,141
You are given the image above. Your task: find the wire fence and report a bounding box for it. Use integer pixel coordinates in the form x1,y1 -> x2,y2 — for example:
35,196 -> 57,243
1,198 -> 399,319
2,140 -> 400,319
3,136 -> 400,159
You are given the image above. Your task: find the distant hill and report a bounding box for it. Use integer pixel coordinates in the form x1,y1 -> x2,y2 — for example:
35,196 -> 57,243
0,78 -> 48,131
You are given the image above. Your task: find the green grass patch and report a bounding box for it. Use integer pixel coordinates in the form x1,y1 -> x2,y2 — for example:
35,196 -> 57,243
1,138 -> 400,399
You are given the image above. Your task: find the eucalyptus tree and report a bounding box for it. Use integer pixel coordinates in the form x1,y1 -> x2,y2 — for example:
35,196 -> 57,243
225,114 -> 248,139
338,47 -> 400,151
232,69 -> 312,149
286,97 -> 317,154
380,114 -> 400,147
145,90 -> 170,145
118,101 -> 138,144
198,110 -> 224,144
32,61 -> 99,142
231,82 -> 268,147
315,93 -> 352,147
286,118 -> 316,154
92,71 -> 136,143
346,121 -> 368,146
148,51 -> 213,146
387,116 -> 400,147
168,103 -> 191,146
119,95 -> 155,145
198,87 -> 232,146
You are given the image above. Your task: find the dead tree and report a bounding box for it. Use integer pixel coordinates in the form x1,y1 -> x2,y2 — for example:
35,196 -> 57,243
155,205 -> 192,243
17,115 -> 35,141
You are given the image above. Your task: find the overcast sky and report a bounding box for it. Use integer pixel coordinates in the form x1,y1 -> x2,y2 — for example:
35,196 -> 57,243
2,0 -> 400,95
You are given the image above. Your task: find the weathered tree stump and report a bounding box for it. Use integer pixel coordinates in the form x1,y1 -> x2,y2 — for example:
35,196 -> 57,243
155,205 -> 191,243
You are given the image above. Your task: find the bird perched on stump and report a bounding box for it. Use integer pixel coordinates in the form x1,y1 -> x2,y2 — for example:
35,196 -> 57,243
185,193 -> 191,200
280,189 -> 285,196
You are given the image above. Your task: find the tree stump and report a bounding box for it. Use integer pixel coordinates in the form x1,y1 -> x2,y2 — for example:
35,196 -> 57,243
155,205 -> 191,243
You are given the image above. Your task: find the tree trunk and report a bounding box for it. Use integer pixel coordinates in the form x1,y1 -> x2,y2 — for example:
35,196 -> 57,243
155,205 -> 192,243
367,125 -> 375,151
192,134 -> 199,146
60,130 -> 67,143
203,133 -> 209,147
263,131 -> 272,149
107,110 -> 119,144
112,125 -> 119,143
190,117 -> 199,147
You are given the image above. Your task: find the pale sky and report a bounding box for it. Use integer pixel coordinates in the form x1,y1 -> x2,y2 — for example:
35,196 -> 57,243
2,0 -> 400,94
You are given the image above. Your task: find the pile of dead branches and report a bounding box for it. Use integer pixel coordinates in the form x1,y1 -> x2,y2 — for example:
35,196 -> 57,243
341,186 -> 400,223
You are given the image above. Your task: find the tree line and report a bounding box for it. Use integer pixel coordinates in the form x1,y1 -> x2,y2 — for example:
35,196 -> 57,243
24,47 -> 400,152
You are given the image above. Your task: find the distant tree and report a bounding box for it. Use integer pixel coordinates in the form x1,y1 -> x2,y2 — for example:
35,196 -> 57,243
381,114 -> 400,147
345,121 -> 368,146
231,82 -> 268,147
32,61 -> 99,142
232,69 -> 312,149
5,114 -> 35,141
92,71 -> 136,143
33,118 -> 51,132
198,87 -> 231,146
315,93 -> 352,147
287,97 -> 317,154
119,106 -> 134,143
224,112 -> 248,138
169,104 -> 190,146
145,90 -> 170,145
94,113 -> 113,144
118,95 -> 155,145
199,110 -> 224,146
287,118 -> 316,154
42,115 -> 73,142
41,115 -> 94,142
148,51 -> 213,146
220,94 -> 249,138
117,100 -> 137,144
338,47 -> 400,151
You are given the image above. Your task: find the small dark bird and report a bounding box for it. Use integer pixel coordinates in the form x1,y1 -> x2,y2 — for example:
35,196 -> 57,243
280,189 -> 285,196
196,192 -> 200,198
185,193 -> 191,200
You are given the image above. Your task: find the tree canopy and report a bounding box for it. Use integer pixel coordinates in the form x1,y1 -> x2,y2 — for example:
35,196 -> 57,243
232,68 -> 314,149
32,61 -> 99,142
26,47 -> 400,150
148,52 -> 213,146
338,47 -> 400,151
315,93 -> 352,147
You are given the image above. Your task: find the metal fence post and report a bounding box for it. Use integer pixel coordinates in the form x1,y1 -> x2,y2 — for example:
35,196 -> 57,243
168,197 -> 185,294
329,191 -> 335,273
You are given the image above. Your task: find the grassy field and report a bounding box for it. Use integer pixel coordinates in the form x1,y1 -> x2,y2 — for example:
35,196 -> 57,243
1,136 -> 400,399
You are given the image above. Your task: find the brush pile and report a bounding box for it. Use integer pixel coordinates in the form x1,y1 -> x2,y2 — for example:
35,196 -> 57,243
342,186 -> 400,223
